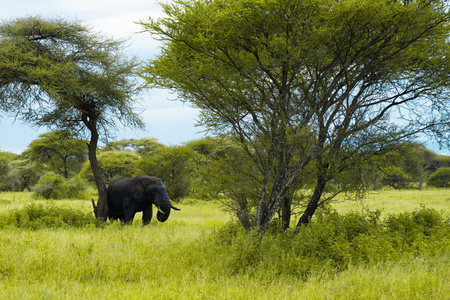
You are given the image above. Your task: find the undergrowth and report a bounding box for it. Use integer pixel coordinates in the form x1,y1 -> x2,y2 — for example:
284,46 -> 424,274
0,200 -> 448,298
0,203 -> 448,280
203,207 -> 450,279
0,203 -> 103,229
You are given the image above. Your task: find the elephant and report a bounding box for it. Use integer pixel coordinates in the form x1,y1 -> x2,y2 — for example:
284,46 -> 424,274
107,175 -> 180,225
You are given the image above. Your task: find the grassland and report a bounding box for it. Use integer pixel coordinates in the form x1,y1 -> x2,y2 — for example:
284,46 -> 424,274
333,188 -> 450,215
0,189 -> 449,299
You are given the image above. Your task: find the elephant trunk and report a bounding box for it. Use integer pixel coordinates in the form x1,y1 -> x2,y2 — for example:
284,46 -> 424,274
157,203 -> 181,222
153,184 -> 181,222
156,204 -> 171,222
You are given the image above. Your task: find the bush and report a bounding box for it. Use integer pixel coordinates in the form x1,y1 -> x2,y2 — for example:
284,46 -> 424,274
427,167 -> 450,188
33,172 -> 65,199
33,172 -> 88,199
384,206 -> 446,251
0,203 -> 103,229
204,208 -> 450,278
62,177 -> 89,199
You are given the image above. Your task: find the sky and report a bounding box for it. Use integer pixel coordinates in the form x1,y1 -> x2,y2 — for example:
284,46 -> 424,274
0,0 -> 449,155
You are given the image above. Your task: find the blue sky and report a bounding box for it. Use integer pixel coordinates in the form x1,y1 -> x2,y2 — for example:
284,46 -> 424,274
1,0 -> 448,155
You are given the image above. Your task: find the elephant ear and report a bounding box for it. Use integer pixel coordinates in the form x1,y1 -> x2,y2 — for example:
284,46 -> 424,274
128,177 -> 150,204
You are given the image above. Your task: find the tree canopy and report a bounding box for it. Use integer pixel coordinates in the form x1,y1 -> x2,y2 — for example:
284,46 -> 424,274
1,17 -> 143,136
22,130 -> 88,179
140,0 -> 450,233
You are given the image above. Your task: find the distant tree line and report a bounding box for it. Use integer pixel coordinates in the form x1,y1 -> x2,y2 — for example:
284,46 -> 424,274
1,132 -> 449,200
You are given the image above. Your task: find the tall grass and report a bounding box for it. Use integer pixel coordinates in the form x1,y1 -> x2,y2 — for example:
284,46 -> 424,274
0,190 -> 449,299
300,255 -> 450,299
333,188 -> 450,214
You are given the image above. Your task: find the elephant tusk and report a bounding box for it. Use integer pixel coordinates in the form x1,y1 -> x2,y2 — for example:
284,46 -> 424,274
171,205 -> 181,211
157,206 -> 166,214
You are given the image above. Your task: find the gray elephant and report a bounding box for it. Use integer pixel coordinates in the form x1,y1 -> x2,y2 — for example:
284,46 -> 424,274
107,175 -> 180,225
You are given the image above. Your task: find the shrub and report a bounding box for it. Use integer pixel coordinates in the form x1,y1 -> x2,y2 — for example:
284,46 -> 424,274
204,208 -> 450,279
0,203 -> 103,229
33,172 -> 65,199
427,167 -> 450,188
384,206 -> 446,249
33,172 -> 87,199
62,177 -> 89,199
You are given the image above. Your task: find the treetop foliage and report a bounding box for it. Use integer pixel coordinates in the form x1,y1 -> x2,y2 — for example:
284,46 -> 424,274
22,130 -> 88,179
140,0 -> 450,149
103,138 -> 165,156
0,16 -> 144,140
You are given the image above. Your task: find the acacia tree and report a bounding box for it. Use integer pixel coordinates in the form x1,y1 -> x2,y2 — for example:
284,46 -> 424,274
0,17 -> 144,219
22,130 -> 88,179
104,138 -> 165,156
140,0 -> 450,234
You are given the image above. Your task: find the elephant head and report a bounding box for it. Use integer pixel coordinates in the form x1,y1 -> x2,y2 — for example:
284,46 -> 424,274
149,182 -> 180,222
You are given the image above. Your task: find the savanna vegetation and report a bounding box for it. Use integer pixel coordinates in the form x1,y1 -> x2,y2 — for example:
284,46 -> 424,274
1,0 -> 449,227
1,0 -> 450,298
0,190 -> 449,299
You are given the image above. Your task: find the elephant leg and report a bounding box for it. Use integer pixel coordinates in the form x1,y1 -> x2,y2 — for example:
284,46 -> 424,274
107,211 -> 124,223
123,210 -> 136,224
123,197 -> 136,224
142,208 -> 153,225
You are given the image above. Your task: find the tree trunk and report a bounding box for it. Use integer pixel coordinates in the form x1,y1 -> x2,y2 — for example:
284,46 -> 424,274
236,194 -> 253,233
297,162 -> 328,226
256,181 -> 285,234
64,155 -> 71,179
280,194 -> 292,230
88,137 -> 108,220
83,115 -> 108,220
418,171 -> 424,188
255,154 -> 315,234
297,177 -> 326,226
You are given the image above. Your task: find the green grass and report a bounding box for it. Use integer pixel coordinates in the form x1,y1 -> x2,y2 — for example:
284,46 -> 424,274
0,189 -> 449,299
299,255 -> 450,299
333,188 -> 450,215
